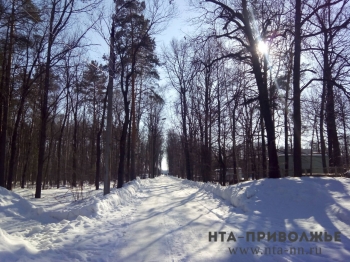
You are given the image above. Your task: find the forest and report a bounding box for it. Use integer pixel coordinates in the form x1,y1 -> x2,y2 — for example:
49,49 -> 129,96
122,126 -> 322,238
0,0 -> 350,198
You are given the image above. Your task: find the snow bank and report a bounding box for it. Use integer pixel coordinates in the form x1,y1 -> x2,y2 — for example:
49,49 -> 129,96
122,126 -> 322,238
174,176 -> 350,219
47,177 -> 151,220
177,177 -> 257,212
0,186 -> 41,219
0,177 -> 151,222
0,228 -> 38,261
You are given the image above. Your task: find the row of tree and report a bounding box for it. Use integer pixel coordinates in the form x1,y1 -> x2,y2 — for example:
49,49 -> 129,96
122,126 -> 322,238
0,0 -> 173,197
1,0 -> 350,195
165,0 -> 350,184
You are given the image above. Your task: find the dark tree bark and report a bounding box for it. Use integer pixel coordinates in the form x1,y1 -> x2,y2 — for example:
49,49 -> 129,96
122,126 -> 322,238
56,66 -> 71,188
0,0 -> 15,188
247,44 -> 280,178
104,21 -> 115,194
260,110 -> 267,178
21,120 -> 34,188
217,79 -> 226,186
95,93 -> 107,190
232,107 -> 238,180
293,0 -> 302,178
130,65 -> 137,181
7,83 -> 26,190
322,22 -> 342,170
320,82 -> 327,172
36,38 -> 52,197
117,64 -> 129,188
72,92 -> 78,188
181,89 -> 192,181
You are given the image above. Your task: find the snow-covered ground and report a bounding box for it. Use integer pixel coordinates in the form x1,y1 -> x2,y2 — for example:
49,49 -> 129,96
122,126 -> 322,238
1,175 -> 350,261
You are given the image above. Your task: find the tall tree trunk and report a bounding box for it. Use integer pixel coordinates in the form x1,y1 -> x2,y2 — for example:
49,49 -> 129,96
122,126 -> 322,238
56,88 -> 70,188
340,105 -> 349,167
130,68 -> 137,181
21,128 -> 33,188
320,81 -> 327,172
217,84 -> 225,186
242,0 -> 280,178
72,103 -> 78,187
284,50 -> 293,177
0,1 -> 15,188
96,93 -> 107,190
7,93 -> 26,190
323,28 -> 341,170
117,97 -> 129,188
21,102 -> 36,188
260,112 -> 267,178
90,89 -> 97,184
43,118 -> 55,189
261,55 -> 268,179
326,83 -> 341,169
126,117 -> 132,182
181,89 -> 192,180
232,107 -> 238,180
293,0 -> 302,178
203,67 -> 210,183
310,115 -> 317,175
104,22 -> 115,195
35,1 -> 58,198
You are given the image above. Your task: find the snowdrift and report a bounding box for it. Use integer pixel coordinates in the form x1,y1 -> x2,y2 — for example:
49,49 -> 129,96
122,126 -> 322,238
0,177 -> 151,223
48,177 -> 151,221
0,228 -> 38,260
175,176 -> 350,225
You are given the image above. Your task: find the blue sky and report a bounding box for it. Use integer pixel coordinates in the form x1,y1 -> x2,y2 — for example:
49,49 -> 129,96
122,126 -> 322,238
86,0 -> 192,64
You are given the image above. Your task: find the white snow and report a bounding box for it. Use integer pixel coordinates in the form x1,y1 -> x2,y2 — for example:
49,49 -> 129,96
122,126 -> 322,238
1,175 -> 350,261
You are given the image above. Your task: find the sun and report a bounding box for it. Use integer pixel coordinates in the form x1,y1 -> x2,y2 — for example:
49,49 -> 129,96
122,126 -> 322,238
257,41 -> 268,54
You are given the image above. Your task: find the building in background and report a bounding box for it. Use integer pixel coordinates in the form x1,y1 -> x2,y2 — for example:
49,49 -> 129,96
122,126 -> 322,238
278,154 -> 329,176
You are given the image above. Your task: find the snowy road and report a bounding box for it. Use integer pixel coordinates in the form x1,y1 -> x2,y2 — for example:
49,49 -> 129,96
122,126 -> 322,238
1,175 -> 350,261
114,178 -> 230,261
1,176 -> 239,261
1,176 -> 238,261
109,176 -> 350,262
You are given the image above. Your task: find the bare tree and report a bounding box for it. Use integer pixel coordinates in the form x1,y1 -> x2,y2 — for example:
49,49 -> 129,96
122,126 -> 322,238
191,0 -> 283,178
35,0 -> 100,198
163,39 -> 197,180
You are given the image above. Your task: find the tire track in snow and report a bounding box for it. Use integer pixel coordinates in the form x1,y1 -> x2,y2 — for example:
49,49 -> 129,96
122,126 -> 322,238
160,181 -> 200,262
138,177 -> 216,261
112,177 -> 217,261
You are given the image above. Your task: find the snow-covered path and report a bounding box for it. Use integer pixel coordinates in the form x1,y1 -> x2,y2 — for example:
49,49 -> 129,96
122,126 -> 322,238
1,176 -> 238,261
114,178 -> 225,261
1,175 -> 350,261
